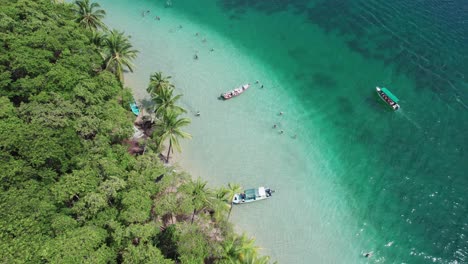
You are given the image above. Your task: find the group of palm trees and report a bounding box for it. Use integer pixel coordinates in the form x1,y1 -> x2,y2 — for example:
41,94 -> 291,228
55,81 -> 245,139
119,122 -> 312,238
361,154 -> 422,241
74,0 -> 138,83
73,1 -> 271,262
73,0 -> 190,163
183,178 -> 270,263
147,71 -> 191,163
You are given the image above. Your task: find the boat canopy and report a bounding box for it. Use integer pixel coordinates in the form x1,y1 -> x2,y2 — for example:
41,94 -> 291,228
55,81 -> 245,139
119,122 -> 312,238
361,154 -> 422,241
381,87 -> 399,102
245,189 -> 257,200
258,187 -> 266,197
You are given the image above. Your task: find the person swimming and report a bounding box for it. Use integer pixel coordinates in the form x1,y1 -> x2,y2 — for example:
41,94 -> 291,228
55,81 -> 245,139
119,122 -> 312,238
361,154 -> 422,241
363,252 -> 373,258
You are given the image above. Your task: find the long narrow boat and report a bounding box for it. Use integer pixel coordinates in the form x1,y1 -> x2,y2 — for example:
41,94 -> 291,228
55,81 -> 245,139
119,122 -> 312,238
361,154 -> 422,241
376,86 -> 400,110
232,186 -> 274,204
220,84 -> 250,100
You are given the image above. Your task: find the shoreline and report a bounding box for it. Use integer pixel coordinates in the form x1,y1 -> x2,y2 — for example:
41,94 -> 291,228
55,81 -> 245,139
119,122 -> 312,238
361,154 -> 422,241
109,0 -> 468,262
101,0 -> 368,262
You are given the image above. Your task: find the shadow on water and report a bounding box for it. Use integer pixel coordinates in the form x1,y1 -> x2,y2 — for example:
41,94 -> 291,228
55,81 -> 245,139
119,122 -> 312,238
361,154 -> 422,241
311,72 -> 338,89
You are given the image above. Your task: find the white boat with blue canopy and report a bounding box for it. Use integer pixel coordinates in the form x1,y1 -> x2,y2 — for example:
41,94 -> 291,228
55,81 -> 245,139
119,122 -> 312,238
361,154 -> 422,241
376,86 -> 400,110
232,186 -> 274,204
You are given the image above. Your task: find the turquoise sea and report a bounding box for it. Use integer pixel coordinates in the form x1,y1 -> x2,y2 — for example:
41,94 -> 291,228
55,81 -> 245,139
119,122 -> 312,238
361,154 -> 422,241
98,0 -> 468,263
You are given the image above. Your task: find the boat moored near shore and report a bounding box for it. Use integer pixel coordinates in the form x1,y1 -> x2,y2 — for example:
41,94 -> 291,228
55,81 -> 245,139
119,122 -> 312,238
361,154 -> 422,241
130,100 -> 140,116
376,86 -> 400,110
233,186 -> 274,204
220,83 -> 250,100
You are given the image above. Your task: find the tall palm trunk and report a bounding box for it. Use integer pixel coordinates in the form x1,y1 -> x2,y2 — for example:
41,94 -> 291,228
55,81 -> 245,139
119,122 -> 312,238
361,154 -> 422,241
227,202 -> 234,220
191,208 -> 196,224
166,140 -> 172,163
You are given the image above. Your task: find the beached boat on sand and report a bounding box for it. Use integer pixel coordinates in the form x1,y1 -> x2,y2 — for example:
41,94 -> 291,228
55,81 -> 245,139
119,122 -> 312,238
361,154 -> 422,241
130,100 -> 140,116
220,84 -> 250,100
376,86 -> 400,110
233,186 -> 274,204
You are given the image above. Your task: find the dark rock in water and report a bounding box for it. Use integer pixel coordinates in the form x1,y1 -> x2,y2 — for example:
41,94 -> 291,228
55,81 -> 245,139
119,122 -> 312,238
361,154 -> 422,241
312,72 -> 337,88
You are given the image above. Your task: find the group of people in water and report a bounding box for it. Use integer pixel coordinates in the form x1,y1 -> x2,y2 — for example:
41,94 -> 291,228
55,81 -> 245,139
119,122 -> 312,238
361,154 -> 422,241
141,9 -> 215,61
253,81 -> 298,138
272,119 -> 296,138
141,10 -> 160,20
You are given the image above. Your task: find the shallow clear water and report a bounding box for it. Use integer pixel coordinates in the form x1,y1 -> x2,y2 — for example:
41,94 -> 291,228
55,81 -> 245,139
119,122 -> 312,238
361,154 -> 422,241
99,0 -> 468,263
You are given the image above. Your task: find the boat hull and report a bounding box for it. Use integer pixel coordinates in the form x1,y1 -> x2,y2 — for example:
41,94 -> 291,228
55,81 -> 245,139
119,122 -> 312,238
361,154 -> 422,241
232,186 -> 274,204
221,84 -> 250,100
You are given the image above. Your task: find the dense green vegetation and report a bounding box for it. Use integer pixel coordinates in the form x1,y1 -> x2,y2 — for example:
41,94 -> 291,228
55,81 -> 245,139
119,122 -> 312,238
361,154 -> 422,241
0,0 -> 271,263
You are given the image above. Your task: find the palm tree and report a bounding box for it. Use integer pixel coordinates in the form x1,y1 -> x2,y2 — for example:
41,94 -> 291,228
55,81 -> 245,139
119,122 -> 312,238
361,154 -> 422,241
208,188 -> 230,221
101,29 -> 138,83
243,253 -> 271,264
186,178 -> 212,224
147,72 -> 174,95
158,110 -> 191,163
221,234 -> 260,263
236,234 -> 259,262
74,0 -> 107,31
220,237 -> 241,263
224,183 -> 242,220
90,30 -> 105,48
152,86 -> 186,118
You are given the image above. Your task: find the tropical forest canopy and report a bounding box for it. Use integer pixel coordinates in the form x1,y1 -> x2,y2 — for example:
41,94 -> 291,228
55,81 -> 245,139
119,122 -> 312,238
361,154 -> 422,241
0,0 -> 271,263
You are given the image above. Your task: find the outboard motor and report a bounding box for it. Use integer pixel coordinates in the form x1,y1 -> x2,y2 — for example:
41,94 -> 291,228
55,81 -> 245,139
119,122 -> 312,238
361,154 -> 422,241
266,188 -> 275,197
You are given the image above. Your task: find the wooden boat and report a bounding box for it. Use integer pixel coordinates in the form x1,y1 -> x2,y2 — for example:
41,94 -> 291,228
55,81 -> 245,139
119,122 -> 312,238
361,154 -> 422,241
232,186 -> 274,204
376,86 -> 400,110
130,100 -> 140,116
220,84 -> 250,100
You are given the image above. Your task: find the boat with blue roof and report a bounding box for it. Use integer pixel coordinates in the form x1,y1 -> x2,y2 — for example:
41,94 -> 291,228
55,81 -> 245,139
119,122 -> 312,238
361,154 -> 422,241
376,86 -> 400,110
